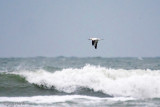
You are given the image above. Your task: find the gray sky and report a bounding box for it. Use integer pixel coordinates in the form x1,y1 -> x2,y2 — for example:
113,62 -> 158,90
0,0 -> 160,57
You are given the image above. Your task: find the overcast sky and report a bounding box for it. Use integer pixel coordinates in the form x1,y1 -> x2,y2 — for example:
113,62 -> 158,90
0,0 -> 160,57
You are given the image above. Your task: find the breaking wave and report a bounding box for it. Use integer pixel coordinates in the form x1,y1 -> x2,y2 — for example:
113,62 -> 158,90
12,64 -> 160,98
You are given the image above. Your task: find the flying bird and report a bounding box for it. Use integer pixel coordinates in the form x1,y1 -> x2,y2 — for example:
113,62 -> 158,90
89,38 -> 103,49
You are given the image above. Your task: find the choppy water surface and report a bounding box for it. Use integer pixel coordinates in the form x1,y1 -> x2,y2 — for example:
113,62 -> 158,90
0,57 -> 160,107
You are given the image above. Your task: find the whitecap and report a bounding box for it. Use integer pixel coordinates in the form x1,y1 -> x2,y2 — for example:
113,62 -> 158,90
12,64 -> 160,99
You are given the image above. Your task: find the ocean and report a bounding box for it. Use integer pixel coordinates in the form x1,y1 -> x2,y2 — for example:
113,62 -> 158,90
0,57 -> 160,107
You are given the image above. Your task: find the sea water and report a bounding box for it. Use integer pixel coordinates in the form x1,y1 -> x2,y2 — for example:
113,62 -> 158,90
0,57 -> 160,107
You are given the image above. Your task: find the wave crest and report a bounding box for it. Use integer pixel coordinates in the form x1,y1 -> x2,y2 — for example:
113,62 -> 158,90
13,64 -> 160,98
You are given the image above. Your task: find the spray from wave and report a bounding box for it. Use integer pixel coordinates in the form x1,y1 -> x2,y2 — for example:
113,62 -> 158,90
13,64 -> 160,99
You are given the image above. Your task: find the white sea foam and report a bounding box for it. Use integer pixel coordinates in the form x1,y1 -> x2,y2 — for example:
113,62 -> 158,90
13,64 -> 160,99
0,95 -> 134,104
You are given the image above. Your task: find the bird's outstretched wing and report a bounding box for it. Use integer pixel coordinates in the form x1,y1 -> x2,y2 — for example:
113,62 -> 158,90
92,40 -> 95,46
95,42 -> 98,49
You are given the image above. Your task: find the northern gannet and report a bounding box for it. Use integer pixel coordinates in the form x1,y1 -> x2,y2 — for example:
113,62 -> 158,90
89,38 -> 103,49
